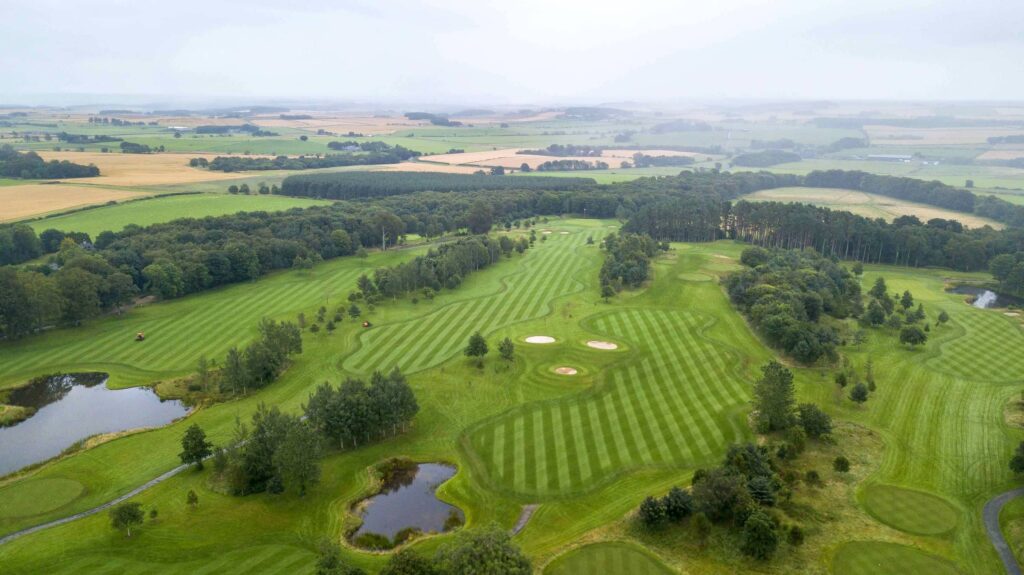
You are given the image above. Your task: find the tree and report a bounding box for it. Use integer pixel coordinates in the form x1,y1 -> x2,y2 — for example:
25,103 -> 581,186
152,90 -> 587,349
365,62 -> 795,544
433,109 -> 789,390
464,331 -> 489,365
601,283 -> 616,302
866,299 -> 886,326
662,486 -> 694,521
752,361 -> 796,432
498,337 -> 514,362
869,277 -> 888,299
899,325 -> 927,346
466,200 -> 494,234
149,507 -> 158,522
1011,441 -> 1024,474
692,511 -> 712,545
638,495 -> 667,528
381,549 -> 438,575
833,455 -> 850,472
937,310 -> 950,325
885,313 -> 903,330
348,304 -> 361,319
797,403 -> 832,438
186,489 -> 199,508
316,540 -> 366,575
490,166 -> 505,176
865,358 -> 876,392
109,502 -> 144,537
849,382 -> 869,405
179,424 -> 213,470
692,468 -> 752,522
741,509 -> 779,560
273,420 -> 323,496
900,290 -> 914,310
852,261 -> 864,276
434,525 -> 531,575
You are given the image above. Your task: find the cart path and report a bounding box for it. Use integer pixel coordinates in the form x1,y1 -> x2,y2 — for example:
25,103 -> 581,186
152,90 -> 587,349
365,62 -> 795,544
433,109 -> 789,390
984,487 -> 1024,575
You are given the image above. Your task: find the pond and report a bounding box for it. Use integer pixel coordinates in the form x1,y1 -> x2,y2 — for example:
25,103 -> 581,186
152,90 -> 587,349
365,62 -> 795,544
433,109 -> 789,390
946,285 -> 1023,309
352,461 -> 463,547
0,373 -> 188,476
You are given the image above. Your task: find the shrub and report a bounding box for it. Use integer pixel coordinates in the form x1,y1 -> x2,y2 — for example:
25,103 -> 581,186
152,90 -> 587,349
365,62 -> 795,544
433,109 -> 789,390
833,456 -> 851,473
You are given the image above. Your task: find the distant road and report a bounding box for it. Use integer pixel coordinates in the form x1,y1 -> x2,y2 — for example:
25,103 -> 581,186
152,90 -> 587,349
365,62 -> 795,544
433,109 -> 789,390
984,487 -> 1024,575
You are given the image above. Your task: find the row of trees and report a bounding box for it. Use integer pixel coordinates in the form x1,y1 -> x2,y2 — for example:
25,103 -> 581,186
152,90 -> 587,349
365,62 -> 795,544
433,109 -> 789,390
279,171 -> 593,200
726,247 -> 862,364
195,148 -> 418,172
732,150 -> 801,167
0,145 -> 99,179
354,235 -> 528,302
535,159 -> 609,171
518,144 -> 603,157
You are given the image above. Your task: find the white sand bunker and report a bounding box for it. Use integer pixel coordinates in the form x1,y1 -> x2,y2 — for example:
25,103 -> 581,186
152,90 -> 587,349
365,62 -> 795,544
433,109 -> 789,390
542,231 -> 553,235
713,254 -> 733,259
1005,312 -> 1020,317
525,336 -> 556,344
554,367 -> 578,375
586,340 -> 618,350
559,231 -> 569,235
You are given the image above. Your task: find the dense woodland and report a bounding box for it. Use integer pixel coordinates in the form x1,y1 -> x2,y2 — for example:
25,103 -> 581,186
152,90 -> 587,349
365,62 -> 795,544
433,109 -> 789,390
599,232 -> 659,293
0,145 -> 99,179
725,247 -> 861,363
731,149 -> 802,167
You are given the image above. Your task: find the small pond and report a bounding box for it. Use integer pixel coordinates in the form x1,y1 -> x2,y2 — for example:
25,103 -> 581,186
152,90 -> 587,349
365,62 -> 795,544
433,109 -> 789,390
353,461 -> 463,545
0,373 -> 188,476
946,285 -> 1023,309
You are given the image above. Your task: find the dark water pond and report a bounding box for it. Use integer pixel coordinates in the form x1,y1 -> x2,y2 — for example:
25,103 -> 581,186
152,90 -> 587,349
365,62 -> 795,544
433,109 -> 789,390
946,285 -> 1023,309
353,462 -> 463,543
0,373 -> 188,476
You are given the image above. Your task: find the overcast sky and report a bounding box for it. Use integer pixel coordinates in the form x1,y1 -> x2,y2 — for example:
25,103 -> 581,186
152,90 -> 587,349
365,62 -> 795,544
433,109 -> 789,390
1,0 -> 1021,106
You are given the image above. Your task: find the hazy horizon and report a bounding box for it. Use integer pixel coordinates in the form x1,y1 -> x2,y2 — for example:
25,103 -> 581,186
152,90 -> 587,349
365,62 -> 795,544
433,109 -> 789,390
3,0 -> 1022,106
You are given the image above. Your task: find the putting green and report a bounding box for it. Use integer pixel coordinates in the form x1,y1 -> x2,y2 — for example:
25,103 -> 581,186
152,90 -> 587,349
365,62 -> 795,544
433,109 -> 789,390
861,484 -> 959,535
545,541 -> 674,575
0,478 -> 85,518
832,541 -> 958,575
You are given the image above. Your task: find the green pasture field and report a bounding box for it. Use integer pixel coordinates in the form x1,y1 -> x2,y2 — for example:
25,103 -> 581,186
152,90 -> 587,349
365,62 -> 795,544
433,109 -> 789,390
0,219 -> 1021,574
27,193 -> 332,236
544,541 -> 675,575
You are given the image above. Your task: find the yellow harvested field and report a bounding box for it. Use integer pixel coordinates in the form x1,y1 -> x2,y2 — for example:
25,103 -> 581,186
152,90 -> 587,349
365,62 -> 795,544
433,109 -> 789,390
36,152 -> 248,186
0,184 -> 147,222
370,161 -> 482,174
420,147 -> 704,170
742,187 -> 1003,229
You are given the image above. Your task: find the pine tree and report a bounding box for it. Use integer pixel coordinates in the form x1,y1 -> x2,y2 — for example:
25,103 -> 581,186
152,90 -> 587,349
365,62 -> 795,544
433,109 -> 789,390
498,337 -> 514,362
753,361 -> 796,432
464,332 -> 489,366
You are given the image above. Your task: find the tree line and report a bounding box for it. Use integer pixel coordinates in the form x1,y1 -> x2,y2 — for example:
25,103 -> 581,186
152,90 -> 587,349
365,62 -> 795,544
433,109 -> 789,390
279,171 -> 595,200
731,149 -> 801,167
219,319 -> 303,394
535,159 -> 609,171
193,148 -> 417,172
0,145 -> 99,179
517,144 -> 603,157
353,234 -> 529,303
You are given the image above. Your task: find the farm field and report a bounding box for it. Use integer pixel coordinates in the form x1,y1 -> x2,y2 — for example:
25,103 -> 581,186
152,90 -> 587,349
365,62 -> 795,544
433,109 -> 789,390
754,158 -> 1024,191
35,151 -> 254,186
0,183 -> 150,222
27,193 -> 332,236
741,186 -> 1004,229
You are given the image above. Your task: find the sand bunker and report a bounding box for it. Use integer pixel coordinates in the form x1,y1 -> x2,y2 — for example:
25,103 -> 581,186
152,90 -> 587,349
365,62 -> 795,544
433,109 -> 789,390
554,367 -> 578,375
542,231 -> 553,235
559,231 -> 569,235
525,336 -> 556,344
586,340 -> 618,350
1005,312 -> 1021,317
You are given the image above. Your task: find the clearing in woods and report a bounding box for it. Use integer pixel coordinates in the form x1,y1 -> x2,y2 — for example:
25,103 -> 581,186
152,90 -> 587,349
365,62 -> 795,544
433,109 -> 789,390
741,186 -> 1003,229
